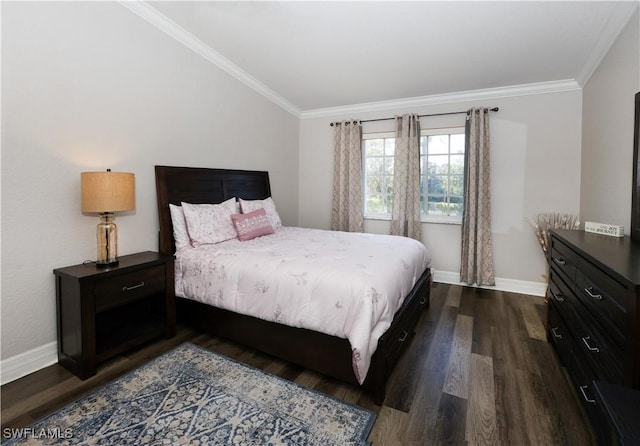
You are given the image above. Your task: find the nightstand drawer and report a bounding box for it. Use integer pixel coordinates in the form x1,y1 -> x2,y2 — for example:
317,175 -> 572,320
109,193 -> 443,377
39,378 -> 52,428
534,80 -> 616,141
94,265 -> 166,312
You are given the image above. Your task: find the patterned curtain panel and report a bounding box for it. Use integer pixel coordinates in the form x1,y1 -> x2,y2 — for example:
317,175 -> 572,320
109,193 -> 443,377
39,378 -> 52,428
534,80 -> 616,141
390,114 -> 422,240
460,107 -> 495,286
331,120 -> 364,232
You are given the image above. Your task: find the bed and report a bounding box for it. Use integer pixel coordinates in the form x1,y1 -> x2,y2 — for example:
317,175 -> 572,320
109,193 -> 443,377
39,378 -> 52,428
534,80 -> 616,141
155,165 -> 432,404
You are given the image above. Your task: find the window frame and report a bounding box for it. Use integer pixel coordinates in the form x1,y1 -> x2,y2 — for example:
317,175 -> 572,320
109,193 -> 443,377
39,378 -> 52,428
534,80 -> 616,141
362,131 -> 396,221
420,126 -> 466,224
362,126 -> 466,224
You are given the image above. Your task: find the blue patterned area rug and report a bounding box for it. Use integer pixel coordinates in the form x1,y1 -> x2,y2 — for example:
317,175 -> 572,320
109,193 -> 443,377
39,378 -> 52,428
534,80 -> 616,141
5,343 -> 375,445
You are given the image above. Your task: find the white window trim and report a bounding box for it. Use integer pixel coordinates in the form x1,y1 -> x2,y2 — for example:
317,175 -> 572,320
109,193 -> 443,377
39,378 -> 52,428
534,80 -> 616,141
420,126 -> 465,224
362,127 -> 466,225
420,126 -> 465,137
362,131 -> 396,139
362,131 -> 395,220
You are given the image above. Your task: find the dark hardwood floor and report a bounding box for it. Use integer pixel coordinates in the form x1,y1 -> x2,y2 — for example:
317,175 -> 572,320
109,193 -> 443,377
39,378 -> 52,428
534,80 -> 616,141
1,283 -> 596,445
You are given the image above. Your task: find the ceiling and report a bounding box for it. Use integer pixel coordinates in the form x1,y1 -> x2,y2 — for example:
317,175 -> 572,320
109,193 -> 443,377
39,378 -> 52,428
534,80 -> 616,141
140,1 -> 637,114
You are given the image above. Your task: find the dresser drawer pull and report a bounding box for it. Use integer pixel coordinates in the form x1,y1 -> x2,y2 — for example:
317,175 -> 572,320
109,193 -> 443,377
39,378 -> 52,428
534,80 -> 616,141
581,336 -> 600,353
551,327 -> 563,339
583,287 -> 602,300
553,257 -> 567,266
579,385 -> 596,404
550,290 -> 565,303
419,296 -> 427,305
398,331 -> 409,343
122,282 -> 145,292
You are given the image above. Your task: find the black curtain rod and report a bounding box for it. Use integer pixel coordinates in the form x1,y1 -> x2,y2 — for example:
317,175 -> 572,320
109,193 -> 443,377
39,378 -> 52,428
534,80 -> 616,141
329,107 -> 499,126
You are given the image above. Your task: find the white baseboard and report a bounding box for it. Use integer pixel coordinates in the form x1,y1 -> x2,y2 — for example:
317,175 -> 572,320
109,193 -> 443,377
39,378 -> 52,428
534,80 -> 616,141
433,270 -> 547,297
1,341 -> 58,385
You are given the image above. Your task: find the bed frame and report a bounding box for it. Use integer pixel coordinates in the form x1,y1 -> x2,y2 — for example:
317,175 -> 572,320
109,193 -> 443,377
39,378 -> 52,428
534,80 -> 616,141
155,165 -> 431,404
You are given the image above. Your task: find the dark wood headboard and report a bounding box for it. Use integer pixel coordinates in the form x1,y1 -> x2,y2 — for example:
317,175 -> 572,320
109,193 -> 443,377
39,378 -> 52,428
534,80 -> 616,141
155,166 -> 271,256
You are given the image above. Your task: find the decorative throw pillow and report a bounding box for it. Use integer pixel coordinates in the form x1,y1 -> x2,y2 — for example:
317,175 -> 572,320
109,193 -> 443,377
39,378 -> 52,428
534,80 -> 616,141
231,208 -> 275,241
181,198 -> 238,246
239,197 -> 282,229
169,204 -> 191,250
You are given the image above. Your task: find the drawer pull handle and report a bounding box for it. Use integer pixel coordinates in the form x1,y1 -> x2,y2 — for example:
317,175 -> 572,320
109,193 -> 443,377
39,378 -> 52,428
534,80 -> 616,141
551,290 -> 565,303
553,257 -> 567,266
122,282 -> 145,292
419,296 -> 427,305
579,385 -> 596,404
581,336 -> 599,353
551,327 -> 563,339
399,331 -> 409,342
584,287 -> 602,300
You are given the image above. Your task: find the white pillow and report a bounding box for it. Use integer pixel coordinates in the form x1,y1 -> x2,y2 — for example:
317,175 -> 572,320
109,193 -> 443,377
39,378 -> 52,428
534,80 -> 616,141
169,204 -> 191,251
239,197 -> 282,229
181,198 -> 238,245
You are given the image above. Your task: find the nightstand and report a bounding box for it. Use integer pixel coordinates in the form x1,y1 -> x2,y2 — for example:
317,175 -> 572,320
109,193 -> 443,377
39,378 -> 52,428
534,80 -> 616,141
53,252 -> 176,379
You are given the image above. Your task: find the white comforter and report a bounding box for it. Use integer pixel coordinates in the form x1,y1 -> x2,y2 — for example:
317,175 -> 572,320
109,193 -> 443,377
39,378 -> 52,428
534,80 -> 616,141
175,227 -> 431,383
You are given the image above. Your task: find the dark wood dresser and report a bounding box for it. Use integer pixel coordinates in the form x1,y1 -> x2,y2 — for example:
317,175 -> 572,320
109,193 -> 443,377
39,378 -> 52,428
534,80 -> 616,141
547,229 -> 640,445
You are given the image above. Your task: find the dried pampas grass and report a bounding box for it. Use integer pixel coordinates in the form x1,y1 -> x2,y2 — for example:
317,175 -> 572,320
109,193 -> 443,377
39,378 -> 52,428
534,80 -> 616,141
531,213 -> 581,256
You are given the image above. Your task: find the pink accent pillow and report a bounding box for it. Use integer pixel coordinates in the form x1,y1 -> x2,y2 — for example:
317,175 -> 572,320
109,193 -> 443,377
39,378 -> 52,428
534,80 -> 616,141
231,208 -> 275,241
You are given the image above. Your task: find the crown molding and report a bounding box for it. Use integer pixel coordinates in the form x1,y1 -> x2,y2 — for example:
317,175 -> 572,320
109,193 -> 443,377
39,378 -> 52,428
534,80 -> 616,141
118,1 -> 301,118
118,0 -> 632,121
576,1 -> 639,88
300,80 -> 581,119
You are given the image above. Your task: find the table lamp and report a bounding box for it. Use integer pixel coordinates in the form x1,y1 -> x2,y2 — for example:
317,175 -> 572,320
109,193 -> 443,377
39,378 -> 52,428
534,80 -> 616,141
81,169 -> 135,268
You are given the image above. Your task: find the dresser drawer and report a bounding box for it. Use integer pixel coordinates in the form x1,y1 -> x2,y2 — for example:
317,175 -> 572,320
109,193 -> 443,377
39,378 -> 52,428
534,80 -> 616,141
566,349 -> 610,445
548,271 -> 584,334
547,301 -> 572,366
572,303 -> 625,385
575,260 -> 628,349
550,238 -> 577,284
547,298 -> 619,408
94,265 -> 166,313
548,274 -> 570,308
550,270 -> 625,384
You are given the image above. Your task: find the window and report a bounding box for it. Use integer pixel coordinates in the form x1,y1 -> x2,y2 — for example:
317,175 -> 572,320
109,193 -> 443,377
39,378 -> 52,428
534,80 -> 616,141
363,133 -> 395,216
363,127 -> 465,223
420,128 -> 465,221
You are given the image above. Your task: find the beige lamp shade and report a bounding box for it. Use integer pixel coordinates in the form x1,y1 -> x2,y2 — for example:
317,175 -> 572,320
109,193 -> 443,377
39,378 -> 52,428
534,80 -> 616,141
81,171 -> 135,213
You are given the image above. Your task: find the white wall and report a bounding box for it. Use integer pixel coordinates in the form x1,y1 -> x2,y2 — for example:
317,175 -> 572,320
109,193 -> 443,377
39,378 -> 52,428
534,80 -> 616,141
1,2 -> 299,361
299,91 -> 583,284
581,10 -> 640,232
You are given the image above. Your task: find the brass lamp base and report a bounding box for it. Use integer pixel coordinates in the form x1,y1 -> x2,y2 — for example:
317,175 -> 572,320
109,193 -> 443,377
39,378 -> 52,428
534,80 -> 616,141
96,212 -> 119,268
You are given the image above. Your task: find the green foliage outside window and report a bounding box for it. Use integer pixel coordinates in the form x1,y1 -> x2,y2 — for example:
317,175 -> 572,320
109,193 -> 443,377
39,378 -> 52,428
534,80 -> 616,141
364,129 -> 464,219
